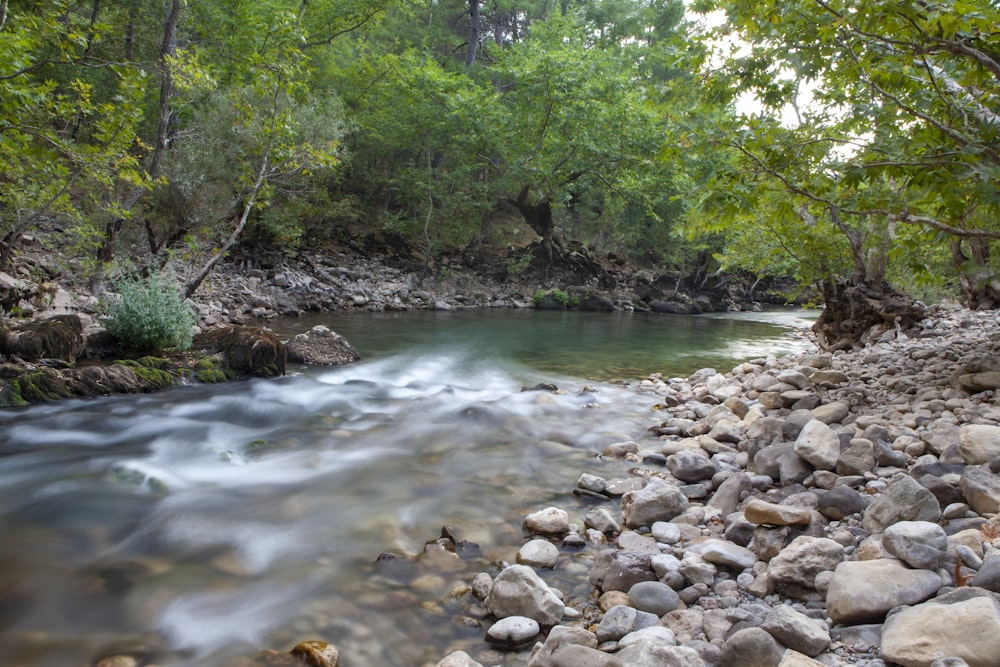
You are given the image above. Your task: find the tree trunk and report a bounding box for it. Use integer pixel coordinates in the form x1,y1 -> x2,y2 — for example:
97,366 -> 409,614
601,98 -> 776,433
952,238 -> 1000,310
812,278 -> 925,351
510,185 -> 565,261
96,0 -> 182,267
465,0 -> 480,67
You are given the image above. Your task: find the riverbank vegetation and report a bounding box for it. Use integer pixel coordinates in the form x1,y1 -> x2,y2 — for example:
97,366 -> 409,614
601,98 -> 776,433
2,0 -> 998,349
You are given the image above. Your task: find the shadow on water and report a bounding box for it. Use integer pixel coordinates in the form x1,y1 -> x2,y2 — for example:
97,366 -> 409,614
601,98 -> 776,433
0,308 -> 815,665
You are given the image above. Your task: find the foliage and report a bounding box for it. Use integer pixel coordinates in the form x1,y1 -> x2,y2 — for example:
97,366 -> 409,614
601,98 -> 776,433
101,273 -> 195,353
687,0 -> 1000,305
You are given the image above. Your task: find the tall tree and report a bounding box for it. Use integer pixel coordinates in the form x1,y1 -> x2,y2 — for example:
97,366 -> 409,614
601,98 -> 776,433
688,0 -> 1000,345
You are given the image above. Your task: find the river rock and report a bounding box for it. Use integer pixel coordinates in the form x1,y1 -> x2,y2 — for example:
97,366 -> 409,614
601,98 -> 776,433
615,641 -> 705,667
1,313 -> 85,362
525,625 -> 601,667
596,604 -> 657,642
862,474 -> 942,534
880,595 -> 1000,667
667,449 -> 717,482
768,536 -> 844,589
882,520 -> 949,570
958,425 -> 1000,465
778,651 -> 827,667
518,539 -> 560,568
628,580 -> 680,616
590,549 -> 656,593
708,472 -> 751,516
437,651 -> 484,667
621,477 -> 689,529
686,538 -> 757,570
761,605 -> 831,657
960,465 -> 1000,514
485,564 -> 565,625
547,646 -> 622,667
811,400 -> 850,424
720,627 -> 784,667
825,558 -> 943,625
744,498 -> 813,526
971,556 -> 1000,593
285,325 -> 360,365
816,485 -> 868,520
794,419 -> 841,470
524,507 -> 571,535
192,325 -> 287,377
836,438 -> 876,476
486,615 -> 540,648
585,507 -> 621,534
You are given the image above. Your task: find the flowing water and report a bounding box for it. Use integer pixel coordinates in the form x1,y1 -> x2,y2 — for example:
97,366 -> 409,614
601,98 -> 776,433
0,309 -> 815,666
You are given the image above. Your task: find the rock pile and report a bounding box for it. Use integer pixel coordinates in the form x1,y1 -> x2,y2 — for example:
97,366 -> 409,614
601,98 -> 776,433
435,307 -> 1000,667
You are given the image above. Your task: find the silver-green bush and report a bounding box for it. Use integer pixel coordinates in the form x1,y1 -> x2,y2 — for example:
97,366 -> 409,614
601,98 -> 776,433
101,273 -> 194,353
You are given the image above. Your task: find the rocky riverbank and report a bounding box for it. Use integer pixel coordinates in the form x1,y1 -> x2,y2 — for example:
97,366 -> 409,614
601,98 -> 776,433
399,307 -> 1000,667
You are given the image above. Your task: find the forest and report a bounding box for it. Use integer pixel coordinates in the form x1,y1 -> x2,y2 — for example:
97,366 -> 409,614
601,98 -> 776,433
2,0 -> 1000,349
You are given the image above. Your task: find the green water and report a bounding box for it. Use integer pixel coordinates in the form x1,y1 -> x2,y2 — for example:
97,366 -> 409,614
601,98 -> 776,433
276,307 -> 817,380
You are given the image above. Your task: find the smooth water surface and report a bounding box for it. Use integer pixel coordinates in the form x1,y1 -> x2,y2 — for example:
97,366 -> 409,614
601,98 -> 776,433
0,310 -> 815,666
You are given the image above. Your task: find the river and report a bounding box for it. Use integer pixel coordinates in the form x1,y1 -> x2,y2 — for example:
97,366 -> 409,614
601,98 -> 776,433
0,309 -> 815,666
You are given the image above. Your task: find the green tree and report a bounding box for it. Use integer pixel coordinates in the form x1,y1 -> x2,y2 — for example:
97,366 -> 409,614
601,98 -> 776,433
688,0 -> 1000,346
0,1 -> 149,272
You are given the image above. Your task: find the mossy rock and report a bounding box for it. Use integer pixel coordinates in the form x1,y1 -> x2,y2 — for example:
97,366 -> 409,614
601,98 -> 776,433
192,325 -> 286,378
0,314 -> 85,362
117,359 -> 175,390
12,369 -> 75,403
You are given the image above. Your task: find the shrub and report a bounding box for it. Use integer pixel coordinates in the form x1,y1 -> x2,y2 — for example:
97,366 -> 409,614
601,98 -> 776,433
101,273 -> 195,353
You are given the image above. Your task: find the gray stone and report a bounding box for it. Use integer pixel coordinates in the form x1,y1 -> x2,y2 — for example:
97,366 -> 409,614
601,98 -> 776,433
708,473 -> 751,516
678,552 -> 717,586
628,580 -> 681,616
794,419 -> 841,470
811,401 -> 850,424
651,521 -> 682,544
548,646 -> 623,667
825,558 -> 943,625
486,615 -> 540,646
768,536 -> 844,589
836,439 -> 876,476
882,520 -> 949,570
686,538 -> 757,570
579,473 -> 608,494
615,642 -> 706,667
437,651 -> 485,667
667,449 -> 717,482
517,539 -> 560,568
621,477 -> 689,529
862,474 -> 942,534
778,369 -> 812,390
958,424 -> 1000,465
590,549 -> 656,593
720,627 -> 784,667
816,485 -> 868,520
971,555 -> 1000,594
960,465 -> 1000,514
595,604 -> 642,643
526,626 -> 601,667
761,605 -> 830,657
524,507 -> 571,535
881,596 -> 1000,667
585,507 -> 621,534
923,424 -> 961,455
485,564 -> 565,625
